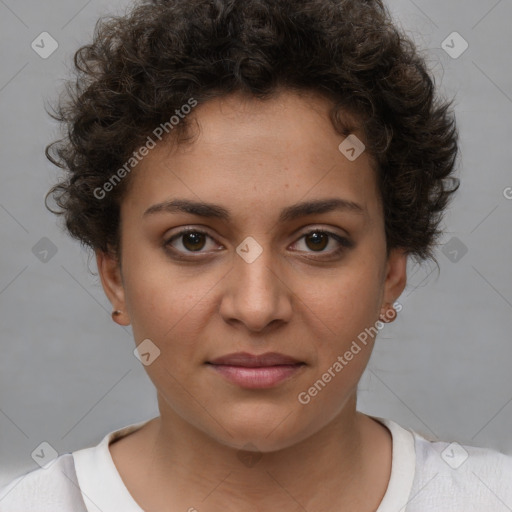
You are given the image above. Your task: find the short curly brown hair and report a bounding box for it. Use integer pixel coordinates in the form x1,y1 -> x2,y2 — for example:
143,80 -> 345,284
45,0 -> 460,269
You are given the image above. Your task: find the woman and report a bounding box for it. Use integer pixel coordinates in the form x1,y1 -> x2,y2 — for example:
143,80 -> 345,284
1,0 -> 511,510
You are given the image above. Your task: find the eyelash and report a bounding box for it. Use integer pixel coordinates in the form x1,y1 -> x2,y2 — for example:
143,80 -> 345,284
163,227 -> 353,259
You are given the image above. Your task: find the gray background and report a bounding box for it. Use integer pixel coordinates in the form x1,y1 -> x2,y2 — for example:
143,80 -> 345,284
1,0 -> 511,487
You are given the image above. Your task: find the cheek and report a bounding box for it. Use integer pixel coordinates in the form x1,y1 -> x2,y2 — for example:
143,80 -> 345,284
123,257 -> 220,354
298,262 -> 382,341
292,262 -> 382,402
294,276 -> 379,418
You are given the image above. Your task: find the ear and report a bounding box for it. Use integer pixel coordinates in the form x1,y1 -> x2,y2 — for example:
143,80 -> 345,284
380,247 -> 408,314
96,249 -> 130,326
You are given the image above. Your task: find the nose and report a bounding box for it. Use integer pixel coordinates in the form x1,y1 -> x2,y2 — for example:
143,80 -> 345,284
218,241 -> 293,334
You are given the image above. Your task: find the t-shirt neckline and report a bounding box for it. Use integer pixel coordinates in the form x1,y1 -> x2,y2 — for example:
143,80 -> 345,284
73,415 -> 416,512
372,415 -> 416,511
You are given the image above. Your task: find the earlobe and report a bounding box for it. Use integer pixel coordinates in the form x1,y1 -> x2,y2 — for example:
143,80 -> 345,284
95,250 -> 130,325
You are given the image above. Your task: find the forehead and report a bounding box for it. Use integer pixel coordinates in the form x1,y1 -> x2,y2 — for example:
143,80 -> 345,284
121,90 -> 382,225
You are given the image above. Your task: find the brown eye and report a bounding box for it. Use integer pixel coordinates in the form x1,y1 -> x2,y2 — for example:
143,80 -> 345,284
291,228 -> 354,257
181,232 -> 207,252
164,229 -> 218,255
304,232 -> 329,252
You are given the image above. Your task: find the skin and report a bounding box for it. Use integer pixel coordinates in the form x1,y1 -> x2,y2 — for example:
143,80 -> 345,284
96,89 -> 408,512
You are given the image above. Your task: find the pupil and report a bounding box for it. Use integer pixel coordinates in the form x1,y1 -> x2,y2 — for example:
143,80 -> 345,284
184,233 -> 205,251
307,232 -> 327,251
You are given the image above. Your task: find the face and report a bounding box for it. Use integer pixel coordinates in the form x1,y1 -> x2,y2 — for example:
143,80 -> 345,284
97,89 -> 407,452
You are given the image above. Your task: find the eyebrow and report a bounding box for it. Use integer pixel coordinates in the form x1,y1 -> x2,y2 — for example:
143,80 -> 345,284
143,197 -> 365,222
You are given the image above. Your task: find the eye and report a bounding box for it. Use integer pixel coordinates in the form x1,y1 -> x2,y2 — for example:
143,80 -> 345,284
290,229 -> 353,257
164,228 -> 220,255
163,227 -> 353,259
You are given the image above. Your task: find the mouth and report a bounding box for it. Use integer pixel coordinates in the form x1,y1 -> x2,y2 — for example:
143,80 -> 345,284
205,352 -> 306,389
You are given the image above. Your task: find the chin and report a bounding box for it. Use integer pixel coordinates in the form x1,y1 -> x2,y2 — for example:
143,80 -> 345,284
209,411 -> 312,454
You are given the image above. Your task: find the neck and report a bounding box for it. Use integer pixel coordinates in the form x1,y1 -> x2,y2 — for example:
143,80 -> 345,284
120,392 -> 389,511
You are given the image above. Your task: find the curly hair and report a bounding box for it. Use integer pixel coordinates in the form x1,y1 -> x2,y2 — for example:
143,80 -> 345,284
45,0 -> 460,269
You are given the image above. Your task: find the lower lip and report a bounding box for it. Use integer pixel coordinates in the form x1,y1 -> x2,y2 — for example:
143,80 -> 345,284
207,364 -> 305,389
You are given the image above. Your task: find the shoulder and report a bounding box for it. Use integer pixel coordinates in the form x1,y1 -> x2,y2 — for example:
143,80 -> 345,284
0,454 -> 87,512
408,430 -> 512,510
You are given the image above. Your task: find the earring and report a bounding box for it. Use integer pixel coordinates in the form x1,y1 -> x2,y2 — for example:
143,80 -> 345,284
379,304 -> 397,323
112,310 -> 122,321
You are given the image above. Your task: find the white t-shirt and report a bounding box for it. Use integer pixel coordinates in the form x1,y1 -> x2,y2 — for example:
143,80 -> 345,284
1,415 -> 511,511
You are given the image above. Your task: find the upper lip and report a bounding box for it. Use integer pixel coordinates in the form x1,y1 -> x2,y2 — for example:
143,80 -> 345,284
207,352 -> 303,367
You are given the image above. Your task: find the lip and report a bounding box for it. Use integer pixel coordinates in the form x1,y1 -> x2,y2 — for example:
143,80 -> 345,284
208,351 -> 302,367
206,352 -> 305,389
